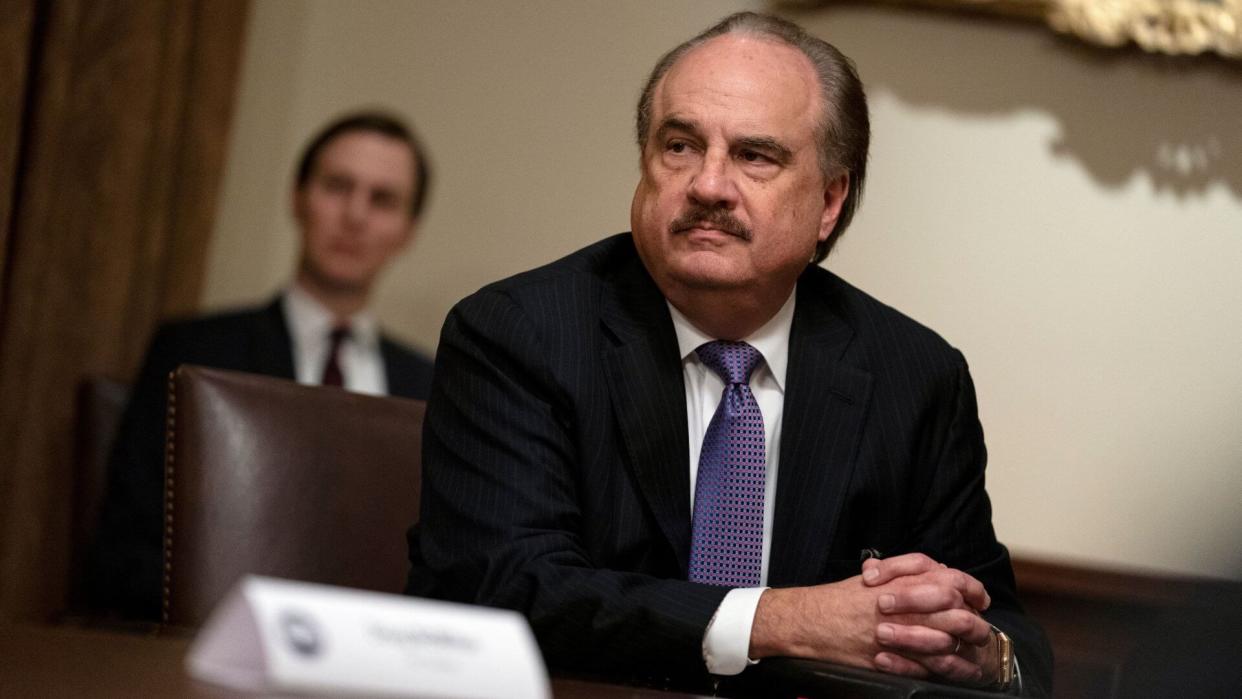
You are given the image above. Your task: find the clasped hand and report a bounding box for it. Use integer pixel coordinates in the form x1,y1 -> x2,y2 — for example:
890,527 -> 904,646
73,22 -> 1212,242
751,553 -> 998,687
863,553 -> 997,685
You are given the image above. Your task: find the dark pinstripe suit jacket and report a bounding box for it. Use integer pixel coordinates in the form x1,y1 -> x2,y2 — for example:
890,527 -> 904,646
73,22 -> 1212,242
408,234 -> 1050,693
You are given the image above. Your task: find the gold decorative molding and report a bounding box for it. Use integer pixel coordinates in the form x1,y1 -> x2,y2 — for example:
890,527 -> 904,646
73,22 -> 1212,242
781,0 -> 1242,58
1048,0 -> 1242,57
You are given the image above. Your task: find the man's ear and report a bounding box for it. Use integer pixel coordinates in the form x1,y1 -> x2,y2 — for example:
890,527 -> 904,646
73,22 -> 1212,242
818,173 -> 850,244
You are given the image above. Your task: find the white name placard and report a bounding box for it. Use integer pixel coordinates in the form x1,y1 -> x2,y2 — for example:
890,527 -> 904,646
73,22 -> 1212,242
186,576 -> 550,699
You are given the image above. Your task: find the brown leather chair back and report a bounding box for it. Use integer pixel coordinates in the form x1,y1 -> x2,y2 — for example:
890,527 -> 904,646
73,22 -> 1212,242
161,365 -> 424,627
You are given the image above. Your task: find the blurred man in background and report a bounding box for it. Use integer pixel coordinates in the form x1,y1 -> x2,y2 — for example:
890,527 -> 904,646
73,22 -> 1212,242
88,110 -> 435,620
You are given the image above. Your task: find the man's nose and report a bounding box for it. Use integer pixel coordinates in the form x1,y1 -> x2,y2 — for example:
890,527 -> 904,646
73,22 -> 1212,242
687,150 -> 739,208
343,190 -> 368,227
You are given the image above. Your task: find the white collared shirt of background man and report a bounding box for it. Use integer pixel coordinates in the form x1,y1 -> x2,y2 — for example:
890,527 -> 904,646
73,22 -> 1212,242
283,284 -> 387,395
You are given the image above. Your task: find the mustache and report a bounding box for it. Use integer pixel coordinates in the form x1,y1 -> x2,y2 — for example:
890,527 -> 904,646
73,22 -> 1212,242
668,206 -> 752,241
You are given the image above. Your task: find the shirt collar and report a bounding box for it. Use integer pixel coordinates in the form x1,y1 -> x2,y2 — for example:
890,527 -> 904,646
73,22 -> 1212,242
283,283 -> 380,350
667,291 -> 795,392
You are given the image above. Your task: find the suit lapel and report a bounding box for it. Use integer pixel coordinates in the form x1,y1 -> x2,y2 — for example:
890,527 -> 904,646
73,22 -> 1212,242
252,297 -> 297,380
599,251 -> 692,573
378,338 -> 411,396
769,271 -> 873,586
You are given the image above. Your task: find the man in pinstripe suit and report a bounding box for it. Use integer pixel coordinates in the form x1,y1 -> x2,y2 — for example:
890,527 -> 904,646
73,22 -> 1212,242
408,12 -> 1050,696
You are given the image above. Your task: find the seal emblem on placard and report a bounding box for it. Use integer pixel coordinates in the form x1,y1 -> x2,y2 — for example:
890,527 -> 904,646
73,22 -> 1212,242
279,610 -> 323,658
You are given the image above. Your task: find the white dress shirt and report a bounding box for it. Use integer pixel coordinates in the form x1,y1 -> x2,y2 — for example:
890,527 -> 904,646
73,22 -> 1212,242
282,284 -> 387,396
668,292 -> 796,675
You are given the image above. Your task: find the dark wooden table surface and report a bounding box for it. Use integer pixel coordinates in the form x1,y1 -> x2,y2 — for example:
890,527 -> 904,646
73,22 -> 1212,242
0,623 -> 710,698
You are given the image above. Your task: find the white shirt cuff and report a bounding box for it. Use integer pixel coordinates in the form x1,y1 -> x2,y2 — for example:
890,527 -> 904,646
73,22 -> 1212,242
701,586 -> 768,675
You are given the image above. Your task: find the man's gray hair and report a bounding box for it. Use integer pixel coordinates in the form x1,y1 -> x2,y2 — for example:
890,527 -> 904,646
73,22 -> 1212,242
635,12 -> 870,263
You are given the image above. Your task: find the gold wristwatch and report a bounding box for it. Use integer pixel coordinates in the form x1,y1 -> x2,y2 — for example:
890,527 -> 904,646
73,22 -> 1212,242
988,627 -> 1014,692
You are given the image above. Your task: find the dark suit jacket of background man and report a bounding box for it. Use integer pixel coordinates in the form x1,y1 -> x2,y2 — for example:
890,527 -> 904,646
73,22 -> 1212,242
408,233 -> 1052,693
89,296 -> 434,619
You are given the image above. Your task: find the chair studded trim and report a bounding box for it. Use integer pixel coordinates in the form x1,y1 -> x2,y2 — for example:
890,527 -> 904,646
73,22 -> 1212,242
161,369 -> 178,626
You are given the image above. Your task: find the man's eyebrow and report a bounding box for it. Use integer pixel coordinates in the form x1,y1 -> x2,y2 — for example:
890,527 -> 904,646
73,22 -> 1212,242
735,136 -> 794,164
654,117 -> 701,141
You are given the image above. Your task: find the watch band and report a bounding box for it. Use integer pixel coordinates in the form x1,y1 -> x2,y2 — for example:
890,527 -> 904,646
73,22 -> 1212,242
988,627 -> 1014,692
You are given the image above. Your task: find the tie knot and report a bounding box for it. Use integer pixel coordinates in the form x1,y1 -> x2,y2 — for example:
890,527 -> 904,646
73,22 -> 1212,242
328,325 -> 351,348
696,341 -> 762,385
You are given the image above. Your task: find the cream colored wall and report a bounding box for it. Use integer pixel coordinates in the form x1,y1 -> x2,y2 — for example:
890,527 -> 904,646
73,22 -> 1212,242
205,1 -> 1242,580
206,0 -> 764,349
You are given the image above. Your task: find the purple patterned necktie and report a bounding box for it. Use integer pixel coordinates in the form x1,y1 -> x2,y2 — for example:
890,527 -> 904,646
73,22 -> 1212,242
689,340 -> 765,587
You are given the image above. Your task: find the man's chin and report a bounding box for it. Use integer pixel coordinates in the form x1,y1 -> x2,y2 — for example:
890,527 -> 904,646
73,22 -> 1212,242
301,265 -> 375,296
664,260 -> 747,292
